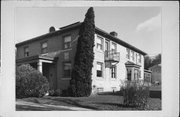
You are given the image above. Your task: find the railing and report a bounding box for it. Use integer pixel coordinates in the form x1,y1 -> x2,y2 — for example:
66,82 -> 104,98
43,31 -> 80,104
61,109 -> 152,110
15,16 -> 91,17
105,50 -> 120,62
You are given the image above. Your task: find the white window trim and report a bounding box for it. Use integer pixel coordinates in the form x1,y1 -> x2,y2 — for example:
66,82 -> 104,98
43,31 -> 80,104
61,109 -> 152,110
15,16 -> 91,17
96,61 -> 104,78
96,35 -> 104,51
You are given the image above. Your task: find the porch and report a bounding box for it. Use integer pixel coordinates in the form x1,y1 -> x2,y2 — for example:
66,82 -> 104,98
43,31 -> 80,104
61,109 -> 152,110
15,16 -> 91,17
16,55 -> 58,89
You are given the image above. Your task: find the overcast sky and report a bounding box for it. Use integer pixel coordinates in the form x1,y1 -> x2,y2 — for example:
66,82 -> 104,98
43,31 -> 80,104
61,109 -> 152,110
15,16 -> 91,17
15,7 -> 161,56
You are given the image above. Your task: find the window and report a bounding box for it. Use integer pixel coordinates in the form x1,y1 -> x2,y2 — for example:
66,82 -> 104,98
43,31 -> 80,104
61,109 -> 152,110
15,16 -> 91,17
64,35 -> 71,49
96,36 -> 103,50
24,46 -> 29,57
63,63 -> 71,78
138,54 -> 141,63
111,66 -> 116,78
97,62 -> 103,77
41,42 -> 47,54
105,41 -> 110,51
64,52 -> 70,60
136,53 -> 138,63
126,48 -> 130,59
127,69 -> 131,81
131,50 -> 134,61
105,40 -> 110,57
111,42 -> 117,52
138,70 -> 141,78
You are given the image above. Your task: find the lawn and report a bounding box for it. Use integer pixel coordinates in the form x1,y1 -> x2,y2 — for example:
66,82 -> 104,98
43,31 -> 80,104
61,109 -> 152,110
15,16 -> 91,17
16,93 -> 161,111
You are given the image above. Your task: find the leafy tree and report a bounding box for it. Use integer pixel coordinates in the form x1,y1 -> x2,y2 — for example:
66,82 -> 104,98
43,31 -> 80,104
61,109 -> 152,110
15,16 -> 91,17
144,54 -> 161,69
69,7 -> 95,97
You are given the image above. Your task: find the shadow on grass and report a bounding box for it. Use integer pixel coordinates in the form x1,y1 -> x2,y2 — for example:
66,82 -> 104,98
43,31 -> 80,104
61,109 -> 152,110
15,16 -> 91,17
48,98 -> 100,110
16,104 -> 71,111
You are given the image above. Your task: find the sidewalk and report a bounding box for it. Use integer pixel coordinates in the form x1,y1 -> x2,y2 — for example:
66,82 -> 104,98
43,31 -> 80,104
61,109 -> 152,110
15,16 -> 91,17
16,100 -> 94,111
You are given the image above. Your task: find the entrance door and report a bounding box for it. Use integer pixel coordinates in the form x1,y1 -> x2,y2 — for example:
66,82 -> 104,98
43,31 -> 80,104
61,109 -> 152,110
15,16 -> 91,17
42,63 -> 55,89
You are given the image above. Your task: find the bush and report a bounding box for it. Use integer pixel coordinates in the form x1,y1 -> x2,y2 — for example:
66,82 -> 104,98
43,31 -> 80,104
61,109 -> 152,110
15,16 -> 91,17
121,80 -> 150,109
16,64 -> 49,98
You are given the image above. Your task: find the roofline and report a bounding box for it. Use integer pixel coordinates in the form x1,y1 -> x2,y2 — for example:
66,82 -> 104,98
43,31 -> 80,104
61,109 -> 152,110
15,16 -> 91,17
16,22 -> 146,55
16,22 -> 81,47
95,27 -> 147,55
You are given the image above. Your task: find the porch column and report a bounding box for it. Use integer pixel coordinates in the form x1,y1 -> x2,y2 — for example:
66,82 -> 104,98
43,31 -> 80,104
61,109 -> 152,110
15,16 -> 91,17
38,61 -> 43,73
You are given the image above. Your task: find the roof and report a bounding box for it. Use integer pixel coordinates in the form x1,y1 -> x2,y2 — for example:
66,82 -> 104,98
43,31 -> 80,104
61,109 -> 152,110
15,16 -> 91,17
144,69 -> 152,73
125,61 -> 141,68
16,22 -> 146,55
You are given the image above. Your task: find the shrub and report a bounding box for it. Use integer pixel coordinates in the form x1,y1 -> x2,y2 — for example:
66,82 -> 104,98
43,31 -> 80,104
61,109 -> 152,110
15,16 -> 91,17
121,80 -> 150,109
16,64 -> 49,98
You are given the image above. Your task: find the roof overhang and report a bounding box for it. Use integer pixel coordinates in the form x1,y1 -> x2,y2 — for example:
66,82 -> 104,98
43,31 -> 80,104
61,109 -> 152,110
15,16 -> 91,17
16,55 -> 57,65
125,61 -> 141,68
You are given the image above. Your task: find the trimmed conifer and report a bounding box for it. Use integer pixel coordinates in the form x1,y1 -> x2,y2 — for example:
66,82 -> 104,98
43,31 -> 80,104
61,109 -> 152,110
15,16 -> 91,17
70,7 -> 95,97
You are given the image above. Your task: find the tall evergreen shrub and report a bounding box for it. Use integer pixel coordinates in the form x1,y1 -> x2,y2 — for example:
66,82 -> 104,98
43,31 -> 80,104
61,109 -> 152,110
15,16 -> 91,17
70,7 -> 95,97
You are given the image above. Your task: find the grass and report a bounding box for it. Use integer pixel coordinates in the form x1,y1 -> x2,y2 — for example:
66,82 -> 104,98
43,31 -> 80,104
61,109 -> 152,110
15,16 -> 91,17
16,92 -> 161,111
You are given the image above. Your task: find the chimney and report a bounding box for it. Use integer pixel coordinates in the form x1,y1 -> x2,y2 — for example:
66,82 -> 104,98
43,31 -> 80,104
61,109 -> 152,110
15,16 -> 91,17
110,31 -> 118,37
49,26 -> 56,33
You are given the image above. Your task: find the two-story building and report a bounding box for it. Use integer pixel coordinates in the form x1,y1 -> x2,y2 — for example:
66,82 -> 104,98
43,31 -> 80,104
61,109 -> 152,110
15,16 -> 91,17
16,22 -> 146,93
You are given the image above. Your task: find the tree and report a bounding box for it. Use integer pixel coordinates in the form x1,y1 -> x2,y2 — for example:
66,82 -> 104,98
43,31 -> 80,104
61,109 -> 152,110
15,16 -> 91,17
144,54 -> 161,69
69,7 -> 95,97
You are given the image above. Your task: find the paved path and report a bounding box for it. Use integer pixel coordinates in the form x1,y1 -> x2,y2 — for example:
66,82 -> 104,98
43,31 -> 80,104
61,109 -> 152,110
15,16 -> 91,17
16,100 -> 93,111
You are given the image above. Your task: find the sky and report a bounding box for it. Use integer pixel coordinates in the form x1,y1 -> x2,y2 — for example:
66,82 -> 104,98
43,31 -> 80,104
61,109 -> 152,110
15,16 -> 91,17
15,7 -> 161,56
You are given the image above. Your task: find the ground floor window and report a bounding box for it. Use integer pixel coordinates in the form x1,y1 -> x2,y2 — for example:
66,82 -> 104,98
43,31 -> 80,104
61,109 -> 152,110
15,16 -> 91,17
63,63 -> 71,78
127,69 -> 131,81
97,62 -> 103,77
111,66 -> 116,78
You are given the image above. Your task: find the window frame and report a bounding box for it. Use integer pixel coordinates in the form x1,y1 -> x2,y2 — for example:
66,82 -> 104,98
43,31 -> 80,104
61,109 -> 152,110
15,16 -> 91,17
96,35 -> 104,51
111,65 -> 117,78
24,46 -> 29,57
96,62 -> 103,77
64,51 -> 70,61
41,41 -> 48,54
64,35 -> 72,49
131,50 -> 134,61
126,48 -> 130,59
138,53 -> 141,63
111,42 -> 117,52
63,62 -> 71,78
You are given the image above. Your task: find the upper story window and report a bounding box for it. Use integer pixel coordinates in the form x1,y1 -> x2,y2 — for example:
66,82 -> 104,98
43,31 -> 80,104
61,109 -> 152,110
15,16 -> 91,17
105,40 -> 110,51
64,35 -> 71,49
138,53 -> 141,63
111,42 -> 117,52
96,36 -> 103,50
126,48 -> 130,59
41,42 -> 48,54
97,62 -> 103,77
64,51 -> 70,61
131,50 -> 134,61
136,53 -> 138,63
105,40 -> 110,57
24,46 -> 29,57
111,66 -> 116,78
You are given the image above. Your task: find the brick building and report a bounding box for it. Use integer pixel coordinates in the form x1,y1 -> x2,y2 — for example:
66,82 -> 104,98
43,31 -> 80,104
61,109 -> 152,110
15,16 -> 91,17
16,22 -> 146,93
